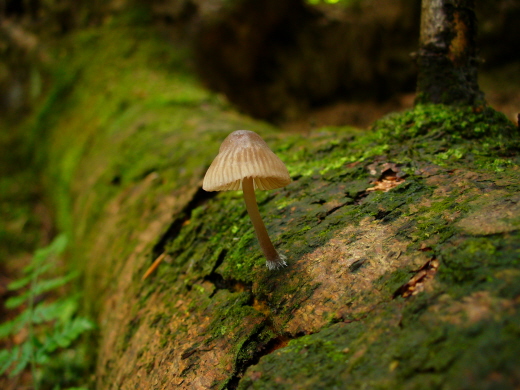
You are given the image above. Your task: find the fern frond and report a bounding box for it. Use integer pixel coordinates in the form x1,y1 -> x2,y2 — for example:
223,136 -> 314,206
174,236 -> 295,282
5,272 -> 79,309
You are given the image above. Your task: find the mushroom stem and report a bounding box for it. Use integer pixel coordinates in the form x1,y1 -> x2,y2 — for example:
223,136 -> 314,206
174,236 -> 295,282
242,177 -> 286,270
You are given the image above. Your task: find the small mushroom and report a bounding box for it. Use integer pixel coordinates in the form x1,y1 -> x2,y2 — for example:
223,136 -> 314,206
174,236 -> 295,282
203,130 -> 291,270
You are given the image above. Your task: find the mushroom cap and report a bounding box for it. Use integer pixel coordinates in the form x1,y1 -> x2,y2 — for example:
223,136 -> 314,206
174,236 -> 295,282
203,130 -> 291,191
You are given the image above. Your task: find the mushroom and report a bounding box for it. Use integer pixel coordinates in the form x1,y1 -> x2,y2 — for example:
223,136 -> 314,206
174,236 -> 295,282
203,130 -> 291,270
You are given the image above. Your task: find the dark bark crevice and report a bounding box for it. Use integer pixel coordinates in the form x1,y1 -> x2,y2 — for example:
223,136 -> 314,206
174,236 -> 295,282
151,187 -> 217,259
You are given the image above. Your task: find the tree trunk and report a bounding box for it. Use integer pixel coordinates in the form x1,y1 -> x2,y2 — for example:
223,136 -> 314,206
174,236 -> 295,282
32,14 -> 520,390
415,0 -> 485,105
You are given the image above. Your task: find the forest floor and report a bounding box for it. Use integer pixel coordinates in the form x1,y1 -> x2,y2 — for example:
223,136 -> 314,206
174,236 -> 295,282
282,62 -> 520,133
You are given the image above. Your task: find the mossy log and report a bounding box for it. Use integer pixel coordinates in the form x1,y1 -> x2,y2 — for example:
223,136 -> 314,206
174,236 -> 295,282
36,22 -> 520,390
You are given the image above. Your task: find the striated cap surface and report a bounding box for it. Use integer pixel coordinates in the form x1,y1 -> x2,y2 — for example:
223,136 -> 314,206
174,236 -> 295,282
203,130 -> 291,191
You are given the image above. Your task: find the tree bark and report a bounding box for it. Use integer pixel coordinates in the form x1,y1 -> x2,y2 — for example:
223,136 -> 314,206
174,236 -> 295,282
33,14 -> 520,390
415,0 -> 485,105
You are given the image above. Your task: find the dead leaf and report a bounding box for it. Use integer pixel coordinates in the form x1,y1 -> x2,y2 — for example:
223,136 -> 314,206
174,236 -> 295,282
366,163 -> 406,192
394,258 -> 439,298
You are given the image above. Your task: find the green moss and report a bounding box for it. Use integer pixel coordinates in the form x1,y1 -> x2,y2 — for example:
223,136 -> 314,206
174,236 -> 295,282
240,295 -> 520,389
439,232 -> 520,288
371,104 -> 520,173
120,315 -> 141,352
375,104 -> 516,141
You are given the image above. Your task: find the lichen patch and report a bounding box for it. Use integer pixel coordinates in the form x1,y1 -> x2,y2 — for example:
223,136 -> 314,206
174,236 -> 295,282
457,193 -> 520,235
285,217 -> 410,335
426,291 -> 518,326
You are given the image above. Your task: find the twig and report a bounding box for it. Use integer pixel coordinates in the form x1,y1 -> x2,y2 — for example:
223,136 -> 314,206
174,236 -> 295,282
142,253 -> 166,280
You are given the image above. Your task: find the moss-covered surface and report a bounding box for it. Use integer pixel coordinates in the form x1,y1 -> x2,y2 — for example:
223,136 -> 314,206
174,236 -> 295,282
29,12 -> 520,390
